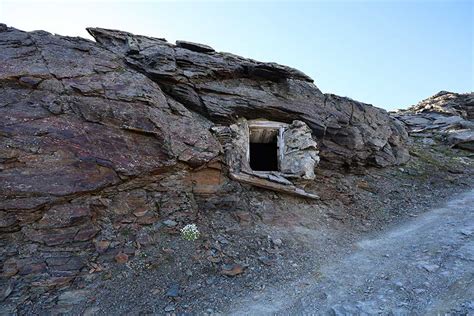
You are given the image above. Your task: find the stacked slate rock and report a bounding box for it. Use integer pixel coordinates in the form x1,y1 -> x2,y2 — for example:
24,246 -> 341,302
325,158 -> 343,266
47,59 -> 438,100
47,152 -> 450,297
392,91 -> 474,151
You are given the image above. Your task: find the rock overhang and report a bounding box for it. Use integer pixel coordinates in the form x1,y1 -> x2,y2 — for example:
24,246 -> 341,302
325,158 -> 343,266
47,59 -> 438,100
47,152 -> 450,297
84,26 -> 409,169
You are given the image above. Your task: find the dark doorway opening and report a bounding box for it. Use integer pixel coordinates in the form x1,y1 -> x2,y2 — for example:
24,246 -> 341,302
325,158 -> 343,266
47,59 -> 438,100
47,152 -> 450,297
249,136 -> 279,171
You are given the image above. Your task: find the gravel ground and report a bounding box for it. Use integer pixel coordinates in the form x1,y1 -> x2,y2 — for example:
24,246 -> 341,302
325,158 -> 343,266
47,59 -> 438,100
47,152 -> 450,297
21,142 -> 474,315
230,188 -> 474,315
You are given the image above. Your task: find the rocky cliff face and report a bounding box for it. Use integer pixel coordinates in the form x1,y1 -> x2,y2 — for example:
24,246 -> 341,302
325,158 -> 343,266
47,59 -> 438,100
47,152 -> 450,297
87,27 -> 409,168
393,91 -> 474,151
0,24 -> 410,310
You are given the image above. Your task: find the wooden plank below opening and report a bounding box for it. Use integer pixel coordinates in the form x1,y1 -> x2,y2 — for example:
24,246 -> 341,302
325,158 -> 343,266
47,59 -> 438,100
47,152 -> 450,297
230,172 -> 319,200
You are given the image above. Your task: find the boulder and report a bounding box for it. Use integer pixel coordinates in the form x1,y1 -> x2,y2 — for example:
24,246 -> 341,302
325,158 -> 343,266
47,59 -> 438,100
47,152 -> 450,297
447,130 -> 474,151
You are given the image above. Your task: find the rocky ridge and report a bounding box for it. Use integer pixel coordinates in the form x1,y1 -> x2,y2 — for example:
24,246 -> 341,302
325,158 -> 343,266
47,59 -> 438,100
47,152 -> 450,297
393,91 -> 474,151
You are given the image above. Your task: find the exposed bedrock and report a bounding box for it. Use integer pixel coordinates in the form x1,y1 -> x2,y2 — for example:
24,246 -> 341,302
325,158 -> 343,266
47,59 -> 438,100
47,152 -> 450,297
393,91 -> 474,151
87,27 -> 410,168
0,25 -> 224,303
0,24 -> 409,309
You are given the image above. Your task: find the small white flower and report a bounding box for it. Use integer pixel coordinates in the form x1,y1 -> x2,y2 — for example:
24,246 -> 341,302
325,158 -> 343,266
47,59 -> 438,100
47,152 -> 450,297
181,224 -> 200,241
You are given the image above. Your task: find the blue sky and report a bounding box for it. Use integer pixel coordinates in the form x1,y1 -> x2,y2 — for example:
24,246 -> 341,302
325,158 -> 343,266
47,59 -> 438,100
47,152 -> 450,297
1,0 -> 472,110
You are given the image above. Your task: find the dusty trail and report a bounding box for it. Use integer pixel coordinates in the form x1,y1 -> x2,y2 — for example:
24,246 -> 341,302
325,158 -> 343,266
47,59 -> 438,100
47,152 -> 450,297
230,189 -> 474,315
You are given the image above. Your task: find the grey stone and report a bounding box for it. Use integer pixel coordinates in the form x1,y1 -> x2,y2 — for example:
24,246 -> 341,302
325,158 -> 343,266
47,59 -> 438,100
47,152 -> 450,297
164,304 -> 175,312
57,289 -> 88,305
206,277 -> 216,285
413,288 -> 425,294
460,229 -> 473,236
176,40 -> 215,53
433,115 -> 465,126
83,306 -> 101,316
216,235 -> 230,245
163,220 -> 178,227
272,238 -> 283,247
280,120 -> 320,179
402,116 -> 432,126
1,282 -> 13,301
447,130 -> 474,150
420,263 -> 439,272
166,283 -> 180,297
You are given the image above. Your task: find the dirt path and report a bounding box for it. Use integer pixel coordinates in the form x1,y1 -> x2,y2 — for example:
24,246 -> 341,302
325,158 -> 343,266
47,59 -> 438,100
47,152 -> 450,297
229,189 -> 474,315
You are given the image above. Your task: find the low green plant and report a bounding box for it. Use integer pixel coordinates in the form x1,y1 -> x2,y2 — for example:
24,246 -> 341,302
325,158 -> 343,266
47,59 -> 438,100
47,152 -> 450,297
181,224 -> 200,241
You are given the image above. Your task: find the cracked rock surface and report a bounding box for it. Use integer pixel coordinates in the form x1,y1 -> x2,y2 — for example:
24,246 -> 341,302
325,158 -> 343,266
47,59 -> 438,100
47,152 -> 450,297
1,24 -> 223,310
87,26 -> 410,168
3,24 -> 468,314
393,91 -> 474,151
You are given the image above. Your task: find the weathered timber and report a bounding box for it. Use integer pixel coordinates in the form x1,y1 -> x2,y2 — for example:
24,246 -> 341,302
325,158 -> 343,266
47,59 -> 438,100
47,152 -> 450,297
230,172 -> 319,199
